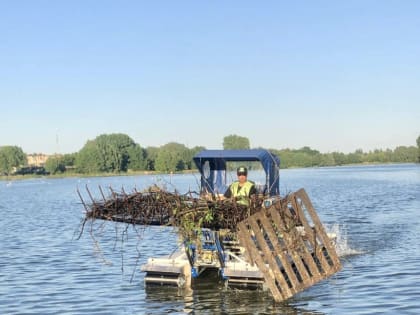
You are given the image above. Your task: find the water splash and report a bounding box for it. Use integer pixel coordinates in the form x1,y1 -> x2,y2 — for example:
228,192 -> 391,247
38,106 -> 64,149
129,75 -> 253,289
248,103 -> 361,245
326,223 -> 365,257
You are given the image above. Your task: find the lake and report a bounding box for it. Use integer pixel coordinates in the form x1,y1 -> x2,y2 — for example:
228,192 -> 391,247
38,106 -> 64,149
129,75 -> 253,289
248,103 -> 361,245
1,164 -> 419,314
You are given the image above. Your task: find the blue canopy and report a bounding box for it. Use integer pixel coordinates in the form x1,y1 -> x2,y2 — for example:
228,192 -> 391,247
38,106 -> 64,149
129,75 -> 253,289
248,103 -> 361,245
193,149 -> 280,196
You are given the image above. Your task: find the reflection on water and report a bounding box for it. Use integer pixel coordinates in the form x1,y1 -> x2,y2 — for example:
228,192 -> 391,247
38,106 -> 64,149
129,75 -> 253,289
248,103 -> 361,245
144,272 -> 318,315
1,164 -> 420,314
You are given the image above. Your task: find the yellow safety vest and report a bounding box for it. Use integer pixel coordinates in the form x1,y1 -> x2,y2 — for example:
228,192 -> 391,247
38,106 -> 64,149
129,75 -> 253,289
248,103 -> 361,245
229,181 -> 254,206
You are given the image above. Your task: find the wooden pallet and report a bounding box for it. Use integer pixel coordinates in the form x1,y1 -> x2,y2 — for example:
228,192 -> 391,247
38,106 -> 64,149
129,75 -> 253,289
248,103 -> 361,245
237,188 -> 341,302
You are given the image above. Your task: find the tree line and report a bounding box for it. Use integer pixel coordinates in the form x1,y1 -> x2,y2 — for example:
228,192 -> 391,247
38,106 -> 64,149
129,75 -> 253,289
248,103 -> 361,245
1,133 -> 419,176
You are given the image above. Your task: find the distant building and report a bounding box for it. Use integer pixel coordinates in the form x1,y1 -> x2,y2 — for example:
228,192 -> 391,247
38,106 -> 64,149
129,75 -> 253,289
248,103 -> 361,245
27,153 -> 50,166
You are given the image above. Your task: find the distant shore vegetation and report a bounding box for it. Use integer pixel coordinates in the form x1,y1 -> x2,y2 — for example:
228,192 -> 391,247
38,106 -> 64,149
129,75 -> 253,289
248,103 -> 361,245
1,133 -> 420,178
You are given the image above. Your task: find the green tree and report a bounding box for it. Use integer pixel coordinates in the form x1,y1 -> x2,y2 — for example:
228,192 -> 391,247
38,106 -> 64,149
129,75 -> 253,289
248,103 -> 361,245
332,152 -> 347,165
96,133 -> 135,172
154,142 -> 190,172
127,144 -> 147,171
188,146 -> 206,170
154,149 -> 180,172
0,146 -> 26,175
45,155 -> 66,174
75,133 -> 137,173
223,134 -> 250,149
417,135 -> 420,163
75,140 -> 102,173
392,146 -> 418,163
62,153 -> 77,167
319,153 -> 335,166
347,151 -> 363,164
145,146 -> 159,171
299,146 -> 320,156
274,147 -> 323,168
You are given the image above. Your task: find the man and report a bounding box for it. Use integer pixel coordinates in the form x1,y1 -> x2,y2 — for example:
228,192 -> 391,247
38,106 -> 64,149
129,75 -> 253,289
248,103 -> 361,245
223,166 -> 257,206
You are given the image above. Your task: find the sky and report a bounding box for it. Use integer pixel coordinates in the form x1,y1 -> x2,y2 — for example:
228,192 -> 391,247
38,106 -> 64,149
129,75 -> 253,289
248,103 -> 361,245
1,1 -> 419,154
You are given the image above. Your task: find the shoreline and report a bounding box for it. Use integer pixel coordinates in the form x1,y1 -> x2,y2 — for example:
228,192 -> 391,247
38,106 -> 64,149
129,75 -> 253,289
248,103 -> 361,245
1,162 -> 417,182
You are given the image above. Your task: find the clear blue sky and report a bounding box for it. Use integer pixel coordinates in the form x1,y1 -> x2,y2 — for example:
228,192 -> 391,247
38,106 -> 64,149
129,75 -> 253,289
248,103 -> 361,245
1,1 -> 419,154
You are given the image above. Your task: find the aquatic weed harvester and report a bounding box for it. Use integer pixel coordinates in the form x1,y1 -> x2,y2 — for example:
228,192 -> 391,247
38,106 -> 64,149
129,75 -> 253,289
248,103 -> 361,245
78,149 -> 341,302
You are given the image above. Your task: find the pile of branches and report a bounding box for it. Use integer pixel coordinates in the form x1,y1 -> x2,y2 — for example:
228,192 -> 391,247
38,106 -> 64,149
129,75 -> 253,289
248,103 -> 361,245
78,185 -> 266,233
76,185 -> 296,279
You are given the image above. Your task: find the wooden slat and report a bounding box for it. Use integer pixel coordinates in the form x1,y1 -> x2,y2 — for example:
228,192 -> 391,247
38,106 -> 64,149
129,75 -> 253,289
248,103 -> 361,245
290,194 -> 331,275
281,199 -> 323,282
235,190 -> 341,302
247,215 -> 293,299
295,189 -> 341,273
235,222 -> 255,265
253,211 -> 302,293
268,207 -> 312,285
237,221 -> 284,302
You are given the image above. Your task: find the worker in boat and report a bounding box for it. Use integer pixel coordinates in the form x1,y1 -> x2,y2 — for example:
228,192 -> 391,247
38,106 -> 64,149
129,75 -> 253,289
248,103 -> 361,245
222,166 -> 257,206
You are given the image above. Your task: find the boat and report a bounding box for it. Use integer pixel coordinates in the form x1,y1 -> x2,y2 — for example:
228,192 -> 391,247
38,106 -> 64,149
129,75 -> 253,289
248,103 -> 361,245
141,149 -> 341,302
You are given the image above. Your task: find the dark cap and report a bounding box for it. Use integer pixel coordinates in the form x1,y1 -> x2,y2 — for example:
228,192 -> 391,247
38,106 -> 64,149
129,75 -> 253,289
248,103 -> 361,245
237,166 -> 248,175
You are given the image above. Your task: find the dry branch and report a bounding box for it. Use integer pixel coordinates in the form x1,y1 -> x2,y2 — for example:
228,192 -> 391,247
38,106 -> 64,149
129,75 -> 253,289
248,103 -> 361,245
79,185 -> 268,232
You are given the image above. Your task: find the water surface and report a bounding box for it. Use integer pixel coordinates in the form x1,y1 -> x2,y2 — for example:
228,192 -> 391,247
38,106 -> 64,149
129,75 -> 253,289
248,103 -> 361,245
1,164 -> 419,314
